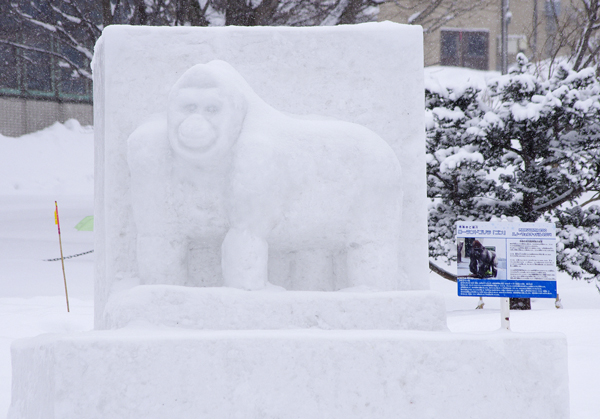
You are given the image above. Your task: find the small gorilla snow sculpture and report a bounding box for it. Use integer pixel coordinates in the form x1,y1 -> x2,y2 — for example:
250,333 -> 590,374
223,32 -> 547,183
127,60 -> 404,291
469,240 -> 498,278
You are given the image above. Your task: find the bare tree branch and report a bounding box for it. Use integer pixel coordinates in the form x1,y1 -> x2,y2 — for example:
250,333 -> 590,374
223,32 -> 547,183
429,260 -> 457,282
0,38 -> 92,79
580,191 -> 600,207
389,0 -> 495,34
541,0 -> 600,71
0,1 -> 383,89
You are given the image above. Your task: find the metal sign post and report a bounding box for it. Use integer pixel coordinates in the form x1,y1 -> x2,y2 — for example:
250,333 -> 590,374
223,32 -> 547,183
500,297 -> 510,330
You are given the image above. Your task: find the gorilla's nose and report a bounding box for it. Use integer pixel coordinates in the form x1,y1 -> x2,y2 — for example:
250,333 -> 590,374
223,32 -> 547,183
178,116 -> 218,150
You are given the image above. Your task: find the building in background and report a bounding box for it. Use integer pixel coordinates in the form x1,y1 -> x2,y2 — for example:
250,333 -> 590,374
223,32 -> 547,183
0,1 -> 571,136
380,0 -> 566,71
0,3 -> 92,137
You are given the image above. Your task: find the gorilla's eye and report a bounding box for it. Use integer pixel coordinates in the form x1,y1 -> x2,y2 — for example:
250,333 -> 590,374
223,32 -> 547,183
205,105 -> 219,114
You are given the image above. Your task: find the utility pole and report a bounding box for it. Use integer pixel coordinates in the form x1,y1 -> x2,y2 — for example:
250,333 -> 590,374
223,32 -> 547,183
501,0 -> 510,74
532,0 -> 538,61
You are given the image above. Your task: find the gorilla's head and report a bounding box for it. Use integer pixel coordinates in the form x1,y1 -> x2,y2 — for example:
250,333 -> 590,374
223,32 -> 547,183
471,240 -> 484,258
167,62 -> 248,165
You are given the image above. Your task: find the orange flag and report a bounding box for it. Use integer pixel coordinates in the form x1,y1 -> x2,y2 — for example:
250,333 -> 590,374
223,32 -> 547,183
54,201 -> 69,312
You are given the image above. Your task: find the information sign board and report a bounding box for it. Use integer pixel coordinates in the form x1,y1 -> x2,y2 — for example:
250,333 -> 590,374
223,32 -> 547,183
456,221 -> 557,298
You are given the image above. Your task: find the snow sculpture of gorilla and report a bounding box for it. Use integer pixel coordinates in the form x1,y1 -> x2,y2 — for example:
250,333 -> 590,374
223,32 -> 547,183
127,60 -> 404,291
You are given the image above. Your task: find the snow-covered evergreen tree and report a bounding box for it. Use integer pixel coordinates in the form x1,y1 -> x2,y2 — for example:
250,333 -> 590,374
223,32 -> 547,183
427,53 -> 600,290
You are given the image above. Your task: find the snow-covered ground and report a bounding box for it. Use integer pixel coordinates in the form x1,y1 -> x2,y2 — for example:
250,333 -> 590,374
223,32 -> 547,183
424,65 -> 501,93
1,118 -> 599,418
0,121 -> 95,416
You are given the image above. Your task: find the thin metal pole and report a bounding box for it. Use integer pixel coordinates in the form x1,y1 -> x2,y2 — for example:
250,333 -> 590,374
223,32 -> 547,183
501,0 -> 509,74
500,297 -> 510,330
533,0 -> 538,61
55,201 -> 70,312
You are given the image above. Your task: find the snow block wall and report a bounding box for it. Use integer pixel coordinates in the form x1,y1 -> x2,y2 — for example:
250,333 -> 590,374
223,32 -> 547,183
93,22 -> 428,326
9,330 -> 569,419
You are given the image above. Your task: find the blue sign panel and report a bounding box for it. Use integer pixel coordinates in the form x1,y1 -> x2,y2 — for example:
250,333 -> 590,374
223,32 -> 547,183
456,221 -> 557,298
457,279 -> 557,298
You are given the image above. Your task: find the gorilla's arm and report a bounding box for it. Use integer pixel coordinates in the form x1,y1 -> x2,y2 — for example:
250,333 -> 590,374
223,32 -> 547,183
469,257 -> 479,276
127,118 -> 173,231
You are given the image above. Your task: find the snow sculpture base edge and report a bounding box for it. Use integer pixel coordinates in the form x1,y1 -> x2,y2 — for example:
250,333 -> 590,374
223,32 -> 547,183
101,286 -> 448,331
8,330 -> 569,419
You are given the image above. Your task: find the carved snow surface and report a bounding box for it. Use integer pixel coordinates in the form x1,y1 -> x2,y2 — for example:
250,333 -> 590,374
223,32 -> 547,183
127,61 -> 404,291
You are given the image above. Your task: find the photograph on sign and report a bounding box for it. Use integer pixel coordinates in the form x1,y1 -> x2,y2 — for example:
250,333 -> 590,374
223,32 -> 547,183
457,237 -> 507,280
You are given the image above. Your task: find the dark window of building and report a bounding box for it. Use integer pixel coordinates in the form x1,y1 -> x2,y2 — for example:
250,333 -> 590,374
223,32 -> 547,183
441,31 -> 460,67
0,44 -> 18,90
441,29 -> 489,71
467,35 -> 486,57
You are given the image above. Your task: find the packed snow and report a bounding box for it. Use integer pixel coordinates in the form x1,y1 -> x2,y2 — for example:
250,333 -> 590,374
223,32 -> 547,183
0,120 -> 93,196
424,65 -> 500,95
127,60 -> 404,292
92,23 -> 428,325
1,76 -> 599,418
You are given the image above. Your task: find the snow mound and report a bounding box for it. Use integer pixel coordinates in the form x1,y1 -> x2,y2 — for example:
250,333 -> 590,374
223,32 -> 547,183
425,65 -> 500,94
0,119 -> 93,196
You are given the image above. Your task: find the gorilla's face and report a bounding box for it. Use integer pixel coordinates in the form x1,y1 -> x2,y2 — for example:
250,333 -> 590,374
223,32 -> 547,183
168,83 -> 246,164
471,246 -> 483,259
173,87 -> 222,151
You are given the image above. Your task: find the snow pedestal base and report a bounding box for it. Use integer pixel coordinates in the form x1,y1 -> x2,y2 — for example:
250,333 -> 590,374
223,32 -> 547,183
9,329 -> 569,419
101,286 -> 448,331
8,289 -> 571,418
